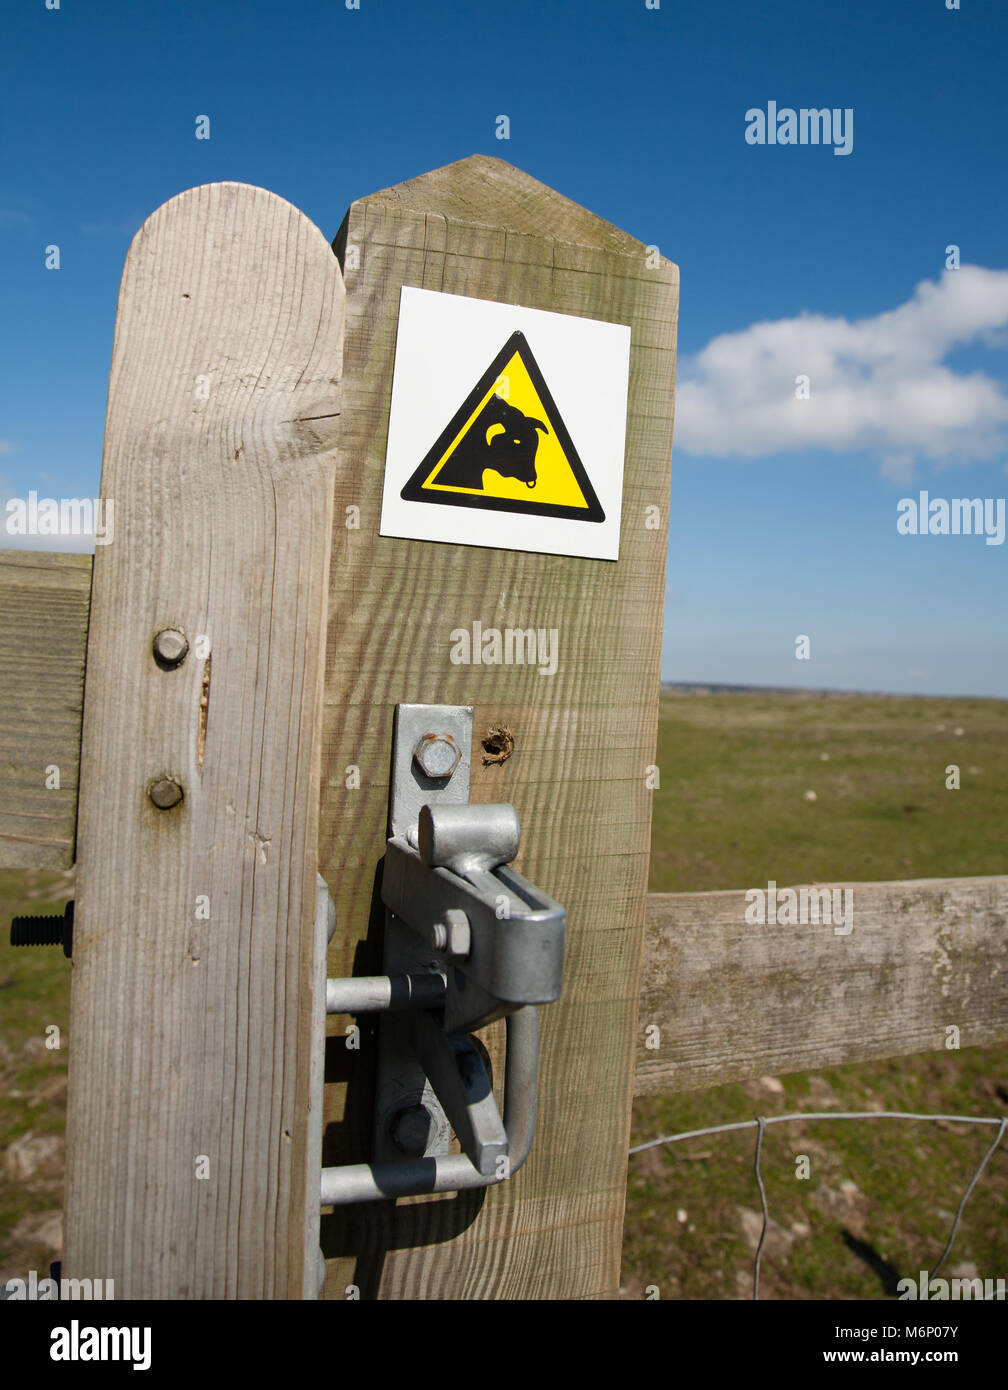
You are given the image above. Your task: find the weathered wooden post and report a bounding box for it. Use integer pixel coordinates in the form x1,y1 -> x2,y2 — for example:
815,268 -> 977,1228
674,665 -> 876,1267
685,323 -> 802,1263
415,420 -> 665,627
63,183 -> 343,1297
319,155 -> 678,1298
16,156 -> 676,1300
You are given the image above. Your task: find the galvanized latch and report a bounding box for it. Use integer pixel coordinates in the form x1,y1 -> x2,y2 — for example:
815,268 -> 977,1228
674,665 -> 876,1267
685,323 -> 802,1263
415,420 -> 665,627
318,704 -> 565,1206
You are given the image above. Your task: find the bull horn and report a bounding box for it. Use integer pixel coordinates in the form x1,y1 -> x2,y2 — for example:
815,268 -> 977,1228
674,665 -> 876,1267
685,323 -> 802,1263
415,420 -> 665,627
533,419 -> 548,432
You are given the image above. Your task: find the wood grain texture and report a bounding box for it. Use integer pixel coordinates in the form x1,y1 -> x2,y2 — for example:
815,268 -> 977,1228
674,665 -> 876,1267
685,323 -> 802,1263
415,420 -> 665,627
636,876 -> 1008,1095
0,550 -> 92,868
63,182 -> 343,1298
319,155 -> 679,1300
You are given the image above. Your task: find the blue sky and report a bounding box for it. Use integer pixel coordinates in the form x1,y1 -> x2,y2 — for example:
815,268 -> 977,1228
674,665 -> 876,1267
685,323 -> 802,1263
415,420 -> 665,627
1,0 -> 1006,695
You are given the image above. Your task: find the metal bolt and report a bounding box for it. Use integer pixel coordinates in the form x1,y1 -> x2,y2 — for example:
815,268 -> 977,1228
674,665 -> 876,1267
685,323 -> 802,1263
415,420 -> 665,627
412,731 -> 462,781
148,776 -> 184,810
10,901 -> 74,959
152,628 -> 189,669
389,1103 -> 433,1158
429,908 -> 471,958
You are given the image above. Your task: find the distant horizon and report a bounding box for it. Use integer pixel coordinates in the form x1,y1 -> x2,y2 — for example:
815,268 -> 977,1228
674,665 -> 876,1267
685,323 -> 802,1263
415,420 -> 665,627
660,680 -> 1007,702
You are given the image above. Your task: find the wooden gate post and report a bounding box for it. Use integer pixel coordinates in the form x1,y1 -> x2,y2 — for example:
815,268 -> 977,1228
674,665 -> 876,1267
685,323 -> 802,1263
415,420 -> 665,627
63,183 -> 343,1297
320,156 -> 678,1298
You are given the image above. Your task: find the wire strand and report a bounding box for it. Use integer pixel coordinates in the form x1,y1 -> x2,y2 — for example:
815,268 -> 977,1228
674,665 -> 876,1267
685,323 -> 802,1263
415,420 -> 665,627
629,1109 -> 1007,1155
929,1115 -> 1008,1280
629,1108 -> 1008,1300
752,1116 -> 768,1301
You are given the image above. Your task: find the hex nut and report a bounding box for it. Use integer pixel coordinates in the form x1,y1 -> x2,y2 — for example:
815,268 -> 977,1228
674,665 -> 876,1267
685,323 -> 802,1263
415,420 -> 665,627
389,1104 -> 433,1158
153,628 -> 189,669
412,732 -> 462,781
428,909 -> 470,957
148,776 -> 184,810
442,908 -> 471,958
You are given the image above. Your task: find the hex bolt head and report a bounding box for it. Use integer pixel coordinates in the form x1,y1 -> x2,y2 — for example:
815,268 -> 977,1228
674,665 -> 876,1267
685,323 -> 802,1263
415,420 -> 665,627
430,908 -> 470,958
152,628 -> 189,669
445,908 -> 471,958
148,776 -> 184,810
412,732 -> 462,781
389,1103 -> 433,1158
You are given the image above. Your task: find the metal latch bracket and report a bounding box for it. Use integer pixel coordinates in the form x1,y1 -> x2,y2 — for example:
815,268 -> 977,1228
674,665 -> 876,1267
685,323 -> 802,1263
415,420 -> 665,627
318,704 -> 565,1206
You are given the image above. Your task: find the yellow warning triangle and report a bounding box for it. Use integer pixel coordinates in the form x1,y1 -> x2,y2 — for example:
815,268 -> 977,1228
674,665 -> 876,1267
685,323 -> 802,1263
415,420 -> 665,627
401,330 -> 604,522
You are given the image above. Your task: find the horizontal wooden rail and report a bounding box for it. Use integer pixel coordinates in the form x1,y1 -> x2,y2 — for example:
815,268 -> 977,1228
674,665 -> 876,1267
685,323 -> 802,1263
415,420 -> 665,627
0,550 -> 92,868
636,876 -> 1008,1095
3,555 -> 1006,1102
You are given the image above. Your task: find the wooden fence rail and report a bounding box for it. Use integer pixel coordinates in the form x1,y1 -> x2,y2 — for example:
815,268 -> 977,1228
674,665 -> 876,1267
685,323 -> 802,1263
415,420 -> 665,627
0,550 -> 91,869
637,878 -> 1008,1095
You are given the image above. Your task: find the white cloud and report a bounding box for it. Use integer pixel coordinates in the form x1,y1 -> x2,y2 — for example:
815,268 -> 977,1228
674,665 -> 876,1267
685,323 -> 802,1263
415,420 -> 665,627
675,266 -> 1008,468
0,440 -> 16,455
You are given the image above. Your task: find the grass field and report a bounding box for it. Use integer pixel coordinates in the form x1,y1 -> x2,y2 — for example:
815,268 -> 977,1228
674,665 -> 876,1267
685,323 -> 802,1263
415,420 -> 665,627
649,690 -> 1008,892
624,690 -> 1008,1300
0,866 -> 74,1286
1,691 -> 1005,1297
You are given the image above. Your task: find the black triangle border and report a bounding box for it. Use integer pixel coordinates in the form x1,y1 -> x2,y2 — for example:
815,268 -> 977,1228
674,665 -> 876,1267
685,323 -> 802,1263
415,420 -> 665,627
400,329 -> 605,523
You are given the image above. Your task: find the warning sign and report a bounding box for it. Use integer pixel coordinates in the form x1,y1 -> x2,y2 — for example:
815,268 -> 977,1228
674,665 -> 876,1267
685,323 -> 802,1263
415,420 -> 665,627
380,288 -> 631,561
400,331 -> 605,522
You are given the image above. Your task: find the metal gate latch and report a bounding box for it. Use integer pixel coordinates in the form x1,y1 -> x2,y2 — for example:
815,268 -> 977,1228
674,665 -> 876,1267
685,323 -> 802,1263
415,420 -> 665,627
319,704 -> 565,1206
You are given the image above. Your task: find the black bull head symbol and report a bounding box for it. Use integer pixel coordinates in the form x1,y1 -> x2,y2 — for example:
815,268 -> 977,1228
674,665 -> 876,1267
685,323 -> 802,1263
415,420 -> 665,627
436,394 -> 548,490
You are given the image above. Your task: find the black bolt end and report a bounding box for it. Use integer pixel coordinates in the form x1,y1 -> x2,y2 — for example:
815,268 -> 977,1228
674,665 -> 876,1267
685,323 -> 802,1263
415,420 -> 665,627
10,900 -> 73,958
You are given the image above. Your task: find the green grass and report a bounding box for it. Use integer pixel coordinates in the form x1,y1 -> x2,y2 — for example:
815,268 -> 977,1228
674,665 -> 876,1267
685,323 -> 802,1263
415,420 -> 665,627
626,1055 -> 1008,1301
649,692 -> 1008,892
0,868 -> 73,1282
622,691 -> 1008,1300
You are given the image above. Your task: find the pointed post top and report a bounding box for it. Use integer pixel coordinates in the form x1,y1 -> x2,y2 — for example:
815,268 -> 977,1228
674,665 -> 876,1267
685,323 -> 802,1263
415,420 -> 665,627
344,153 -> 663,260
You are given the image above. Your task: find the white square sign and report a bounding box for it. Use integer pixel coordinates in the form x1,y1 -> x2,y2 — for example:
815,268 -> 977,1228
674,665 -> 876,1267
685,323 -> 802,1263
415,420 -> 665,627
379,287 -> 631,560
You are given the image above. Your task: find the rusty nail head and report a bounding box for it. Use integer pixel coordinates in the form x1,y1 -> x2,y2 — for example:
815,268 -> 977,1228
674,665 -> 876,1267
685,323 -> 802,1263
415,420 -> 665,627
149,776 -> 184,810
412,731 -> 462,781
153,628 -> 189,669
